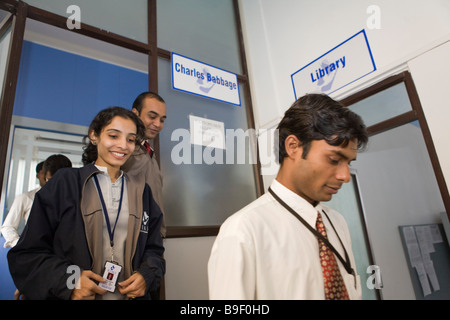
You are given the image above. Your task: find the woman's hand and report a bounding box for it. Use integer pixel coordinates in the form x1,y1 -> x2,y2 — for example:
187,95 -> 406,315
70,270 -> 107,300
118,272 -> 146,299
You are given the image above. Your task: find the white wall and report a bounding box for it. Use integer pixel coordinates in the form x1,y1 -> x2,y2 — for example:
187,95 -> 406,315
239,0 -> 450,129
164,237 -> 215,299
238,0 -> 450,204
408,41 -> 450,193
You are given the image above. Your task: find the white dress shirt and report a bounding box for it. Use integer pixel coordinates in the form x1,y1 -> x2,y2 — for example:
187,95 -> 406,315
208,179 -> 361,300
1,187 -> 40,248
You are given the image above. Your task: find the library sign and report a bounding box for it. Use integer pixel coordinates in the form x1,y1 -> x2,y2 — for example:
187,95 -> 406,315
291,29 -> 376,98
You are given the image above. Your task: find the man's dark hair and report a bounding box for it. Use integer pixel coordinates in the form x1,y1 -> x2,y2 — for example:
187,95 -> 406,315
36,161 -> 44,174
276,93 -> 368,164
43,154 -> 72,177
132,91 -> 165,115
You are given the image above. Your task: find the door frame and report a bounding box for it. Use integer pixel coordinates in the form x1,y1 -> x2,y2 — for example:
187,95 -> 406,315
340,71 -> 450,219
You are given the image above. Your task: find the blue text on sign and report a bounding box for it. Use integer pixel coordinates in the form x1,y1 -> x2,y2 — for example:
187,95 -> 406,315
175,63 -> 237,91
310,56 -> 346,83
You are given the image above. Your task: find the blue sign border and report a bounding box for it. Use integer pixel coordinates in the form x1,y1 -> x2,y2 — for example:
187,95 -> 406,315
291,29 -> 376,99
171,52 -> 241,107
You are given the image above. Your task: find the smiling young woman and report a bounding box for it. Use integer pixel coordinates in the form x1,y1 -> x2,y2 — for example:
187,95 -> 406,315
8,107 -> 166,300
89,115 -> 139,182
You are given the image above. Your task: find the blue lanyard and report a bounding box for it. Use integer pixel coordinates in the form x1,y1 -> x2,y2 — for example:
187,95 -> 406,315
93,174 -> 125,248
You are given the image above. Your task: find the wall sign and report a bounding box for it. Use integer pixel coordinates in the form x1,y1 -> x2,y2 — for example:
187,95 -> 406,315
291,29 -> 376,99
172,52 -> 241,106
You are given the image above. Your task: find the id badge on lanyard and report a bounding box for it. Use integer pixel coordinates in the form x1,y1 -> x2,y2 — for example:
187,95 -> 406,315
93,174 -> 124,292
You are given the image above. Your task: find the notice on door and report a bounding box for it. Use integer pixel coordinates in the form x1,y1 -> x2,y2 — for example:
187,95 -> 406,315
189,115 -> 226,149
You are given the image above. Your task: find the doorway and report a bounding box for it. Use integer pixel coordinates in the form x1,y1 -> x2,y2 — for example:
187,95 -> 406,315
329,72 -> 449,299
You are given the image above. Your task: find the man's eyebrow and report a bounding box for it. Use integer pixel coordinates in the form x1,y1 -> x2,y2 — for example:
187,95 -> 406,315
331,150 -> 357,162
148,110 -> 167,119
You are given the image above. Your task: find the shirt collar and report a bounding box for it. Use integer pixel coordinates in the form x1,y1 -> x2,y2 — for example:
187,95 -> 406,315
142,140 -> 155,158
142,139 -> 155,150
94,164 -> 124,182
269,179 -> 320,228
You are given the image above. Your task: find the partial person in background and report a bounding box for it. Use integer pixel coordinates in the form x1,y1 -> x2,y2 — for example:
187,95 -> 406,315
122,91 -> 167,238
1,161 -> 45,249
41,154 -> 73,183
1,154 -> 72,249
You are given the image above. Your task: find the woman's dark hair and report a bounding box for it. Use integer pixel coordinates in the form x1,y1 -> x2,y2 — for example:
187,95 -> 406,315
82,106 -> 146,165
276,94 -> 368,164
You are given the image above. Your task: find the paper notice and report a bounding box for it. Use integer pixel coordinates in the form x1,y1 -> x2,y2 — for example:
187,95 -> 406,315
429,224 -> 443,243
402,226 -> 433,296
189,115 -> 225,149
403,227 -> 422,267
423,259 -> 440,292
415,225 -> 441,292
415,262 -> 432,297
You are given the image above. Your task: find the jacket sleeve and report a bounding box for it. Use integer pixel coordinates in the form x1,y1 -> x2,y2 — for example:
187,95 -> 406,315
136,185 -> 166,294
7,178 -> 74,300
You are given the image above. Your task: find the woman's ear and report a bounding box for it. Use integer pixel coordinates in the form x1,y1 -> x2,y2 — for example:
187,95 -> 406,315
88,130 -> 97,145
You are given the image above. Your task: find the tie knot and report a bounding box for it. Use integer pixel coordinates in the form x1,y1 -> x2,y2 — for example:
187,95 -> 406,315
316,211 -> 327,237
316,211 -> 323,225
143,141 -> 153,157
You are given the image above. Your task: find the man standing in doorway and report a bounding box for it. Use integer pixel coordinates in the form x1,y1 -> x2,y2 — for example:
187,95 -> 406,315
122,92 -> 167,237
208,94 -> 368,299
1,161 -> 45,248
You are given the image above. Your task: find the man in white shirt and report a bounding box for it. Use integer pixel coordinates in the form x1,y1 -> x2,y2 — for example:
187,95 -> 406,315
1,155 -> 72,249
1,162 -> 45,248
208,94 -> 368,300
